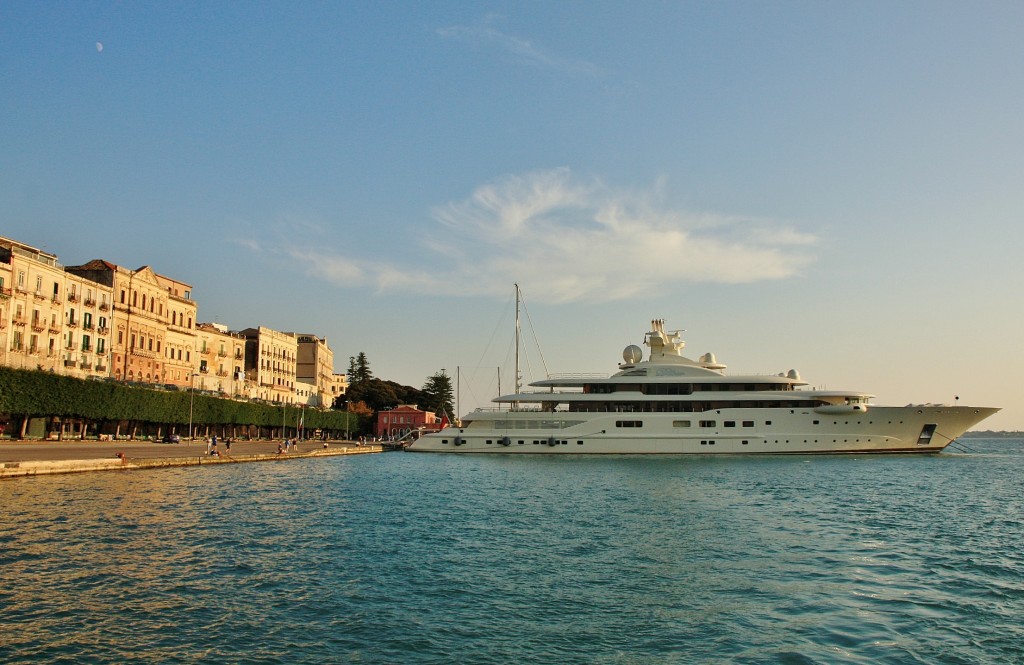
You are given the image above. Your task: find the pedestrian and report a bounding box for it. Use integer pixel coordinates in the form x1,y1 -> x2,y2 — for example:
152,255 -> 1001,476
225,438 -> 231,454
206,437 -> 212,455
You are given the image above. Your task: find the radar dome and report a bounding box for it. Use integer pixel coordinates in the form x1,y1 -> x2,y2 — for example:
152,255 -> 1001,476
787,369 -> 801,381
622,345 -> 643,364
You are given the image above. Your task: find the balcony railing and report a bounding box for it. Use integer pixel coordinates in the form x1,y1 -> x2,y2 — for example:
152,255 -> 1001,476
67,319 -> 78,328
97,326 -> 109,334
51,296 -> 62,305
84,298 -> 95,307
99,302 -> 110,311
49,325 -> 61,334
68,293 -> 79,303
64,359 -> 76,367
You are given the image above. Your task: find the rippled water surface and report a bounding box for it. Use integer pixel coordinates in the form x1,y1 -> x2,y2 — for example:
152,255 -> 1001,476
1,440 -> 1022,664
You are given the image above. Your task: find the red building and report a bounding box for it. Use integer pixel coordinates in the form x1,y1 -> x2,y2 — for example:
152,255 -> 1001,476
376,405 -> 445,438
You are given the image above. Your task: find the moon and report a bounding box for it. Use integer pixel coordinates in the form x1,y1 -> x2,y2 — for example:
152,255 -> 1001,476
96,41 -> 103,52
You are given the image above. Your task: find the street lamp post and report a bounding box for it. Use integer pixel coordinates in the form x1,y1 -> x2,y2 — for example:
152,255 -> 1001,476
187,372 -> 197,447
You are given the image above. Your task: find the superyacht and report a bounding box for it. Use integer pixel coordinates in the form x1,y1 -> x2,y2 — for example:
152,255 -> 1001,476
407,318 -> 997,454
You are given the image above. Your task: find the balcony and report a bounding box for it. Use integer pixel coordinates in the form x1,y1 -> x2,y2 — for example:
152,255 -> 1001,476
67,319 -> 78,328
68,293 -> 79,303
33,291 -> 46,301
95,364 -> 107,372
99,302 -> 110,311
79,361 -> 93,370
82,345 -> 93,353
83,323 -> 95,331
217,369 -> 228,377
49,325 -> 61,334
84,298 -> 96,307
97,326 -> 109,334
0,286 -> 11,298
32,323 -> 45,333
64,359 -> 76,367
10,343 -> 22,352
51,296 -> 62,305
12,317 -> 25,327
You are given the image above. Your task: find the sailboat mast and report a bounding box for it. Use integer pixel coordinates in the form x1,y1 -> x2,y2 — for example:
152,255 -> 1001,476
514,284 -> 521,409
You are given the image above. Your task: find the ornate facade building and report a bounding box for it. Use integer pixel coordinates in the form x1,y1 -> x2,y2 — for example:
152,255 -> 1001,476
156,273 -> 197,387
66,261 -> 177,383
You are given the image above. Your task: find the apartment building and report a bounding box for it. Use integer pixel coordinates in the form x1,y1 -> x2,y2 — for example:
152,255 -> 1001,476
2,234 -> 342,410
66,261 -> 184,384
292,333 -> 335,408
0,237 -> 112,379
156,273 -> 197,387
239,326 -> 297,404
195,323 -> 248,397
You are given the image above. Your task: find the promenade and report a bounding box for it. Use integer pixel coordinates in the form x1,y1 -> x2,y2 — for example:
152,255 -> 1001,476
0,438 -> 383,479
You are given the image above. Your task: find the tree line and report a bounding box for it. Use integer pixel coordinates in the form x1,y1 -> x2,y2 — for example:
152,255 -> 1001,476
339,352 -> 454,431
0,366 -> 357,441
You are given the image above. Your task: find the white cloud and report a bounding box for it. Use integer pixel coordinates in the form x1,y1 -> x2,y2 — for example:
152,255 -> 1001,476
242,168 -> 817,304
438,18 -> 604,79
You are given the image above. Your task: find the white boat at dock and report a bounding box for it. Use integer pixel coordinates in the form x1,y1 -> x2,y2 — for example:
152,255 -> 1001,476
407,315 -> 997,455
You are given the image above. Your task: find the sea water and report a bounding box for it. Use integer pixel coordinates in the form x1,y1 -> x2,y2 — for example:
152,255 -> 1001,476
1,439 -> 1021,664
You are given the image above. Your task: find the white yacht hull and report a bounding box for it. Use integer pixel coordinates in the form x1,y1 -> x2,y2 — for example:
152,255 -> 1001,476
406,405 -> 998,454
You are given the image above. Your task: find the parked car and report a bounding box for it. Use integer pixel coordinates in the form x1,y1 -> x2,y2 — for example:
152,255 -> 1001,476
162,434 -> 181,444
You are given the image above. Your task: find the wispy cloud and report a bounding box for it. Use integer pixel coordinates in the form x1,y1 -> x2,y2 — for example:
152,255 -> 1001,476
239,168 -> 817,304
437,16 -> 604,79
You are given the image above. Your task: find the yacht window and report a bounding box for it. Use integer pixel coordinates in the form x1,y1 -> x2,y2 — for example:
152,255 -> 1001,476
615,420 -> 643,428
742,421 -> 754,427
673,420 -> 692,428
724,421 -> 736,427
699,420 -> 716,427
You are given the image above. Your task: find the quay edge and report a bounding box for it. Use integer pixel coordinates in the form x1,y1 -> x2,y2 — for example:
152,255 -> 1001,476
0,445 -> 383,479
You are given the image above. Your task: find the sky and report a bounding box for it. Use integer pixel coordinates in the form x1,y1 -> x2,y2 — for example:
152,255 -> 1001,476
2,1 -> 1022,430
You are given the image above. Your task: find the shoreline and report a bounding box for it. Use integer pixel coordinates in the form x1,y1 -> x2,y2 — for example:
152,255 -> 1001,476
0,439 -> 383,479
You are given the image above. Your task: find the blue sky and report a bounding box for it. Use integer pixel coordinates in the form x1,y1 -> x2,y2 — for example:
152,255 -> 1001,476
3,2 -> 1022,429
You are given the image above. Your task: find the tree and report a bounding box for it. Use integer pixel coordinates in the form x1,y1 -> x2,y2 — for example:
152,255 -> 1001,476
351,352 -> 373,384
420,370 -> 454,418
345,378 -> 397,413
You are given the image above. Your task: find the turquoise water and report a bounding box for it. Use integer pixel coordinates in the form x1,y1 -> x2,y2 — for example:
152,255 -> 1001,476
1,440 -> 1022,664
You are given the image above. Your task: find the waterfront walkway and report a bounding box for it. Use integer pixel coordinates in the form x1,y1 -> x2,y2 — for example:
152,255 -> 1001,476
0,439 -> 382,479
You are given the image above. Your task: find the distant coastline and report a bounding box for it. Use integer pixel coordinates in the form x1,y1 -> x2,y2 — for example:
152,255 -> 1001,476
964,430 -> 1023,438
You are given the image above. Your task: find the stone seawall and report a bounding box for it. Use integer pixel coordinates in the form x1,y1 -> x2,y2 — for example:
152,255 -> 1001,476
0,445 -> 383,479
